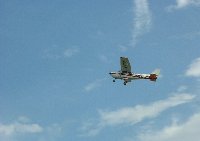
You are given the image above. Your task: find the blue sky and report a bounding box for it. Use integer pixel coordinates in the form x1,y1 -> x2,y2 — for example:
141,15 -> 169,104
1,0 -> 200,141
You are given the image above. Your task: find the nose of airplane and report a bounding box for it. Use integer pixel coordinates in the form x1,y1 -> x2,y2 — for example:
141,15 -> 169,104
109,72 -> 112,75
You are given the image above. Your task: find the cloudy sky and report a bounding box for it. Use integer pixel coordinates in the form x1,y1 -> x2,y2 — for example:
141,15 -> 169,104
1,0 -> 200,141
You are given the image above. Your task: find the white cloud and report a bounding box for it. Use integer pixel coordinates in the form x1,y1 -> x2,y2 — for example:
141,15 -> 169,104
167,0 -> 200,11
185,57 -> 200,77
99,93 -> 194,126
132,0 -> 152,47
64,47 -> 79,58
0,122 -> 43,136
0,117 -> 64,141
119,45 -> 128,52
177,85 -> 188,92
17,116 -> 31,123
137,112 -> 200,141
176,0 -> 194,8
43,46 -> 79,59
81,93 -> 195,136
79,120 -> 103,137
84,78 -> 106,92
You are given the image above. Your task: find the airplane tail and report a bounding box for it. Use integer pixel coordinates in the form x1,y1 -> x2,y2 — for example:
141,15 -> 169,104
149,69 -> 160,82
151,69 -> 160,76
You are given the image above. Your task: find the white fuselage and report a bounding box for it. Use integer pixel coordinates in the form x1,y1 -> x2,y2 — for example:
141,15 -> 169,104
109,72 -> 156,82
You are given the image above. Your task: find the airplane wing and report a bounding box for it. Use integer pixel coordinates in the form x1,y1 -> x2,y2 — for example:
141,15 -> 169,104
120,57 -> 131,73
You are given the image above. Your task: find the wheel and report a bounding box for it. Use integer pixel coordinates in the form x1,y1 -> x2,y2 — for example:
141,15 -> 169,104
124,82 -> 126,85
113,79 -> 115,82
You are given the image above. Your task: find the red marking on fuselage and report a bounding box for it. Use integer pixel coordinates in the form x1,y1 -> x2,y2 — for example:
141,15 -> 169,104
149,74 -> 157,81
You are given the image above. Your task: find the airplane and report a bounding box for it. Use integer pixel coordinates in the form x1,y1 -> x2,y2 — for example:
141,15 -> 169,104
109,57 -> 160,85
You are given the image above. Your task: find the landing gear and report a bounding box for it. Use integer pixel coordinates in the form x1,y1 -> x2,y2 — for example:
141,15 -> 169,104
124,82 -> 127,85
113,79 -> 116,82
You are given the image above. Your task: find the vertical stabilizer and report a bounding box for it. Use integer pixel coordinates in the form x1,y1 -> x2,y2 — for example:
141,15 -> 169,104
151,69 -> 160,76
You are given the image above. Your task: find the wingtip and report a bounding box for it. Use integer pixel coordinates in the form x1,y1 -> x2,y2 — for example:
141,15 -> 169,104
120,56 -> 128,58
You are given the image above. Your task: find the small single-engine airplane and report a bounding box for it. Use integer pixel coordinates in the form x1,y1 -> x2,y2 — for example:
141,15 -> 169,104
109,57 -> 160,85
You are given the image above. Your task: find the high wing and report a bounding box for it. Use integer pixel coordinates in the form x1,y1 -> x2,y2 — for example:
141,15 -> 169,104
120,57 -> 132,73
